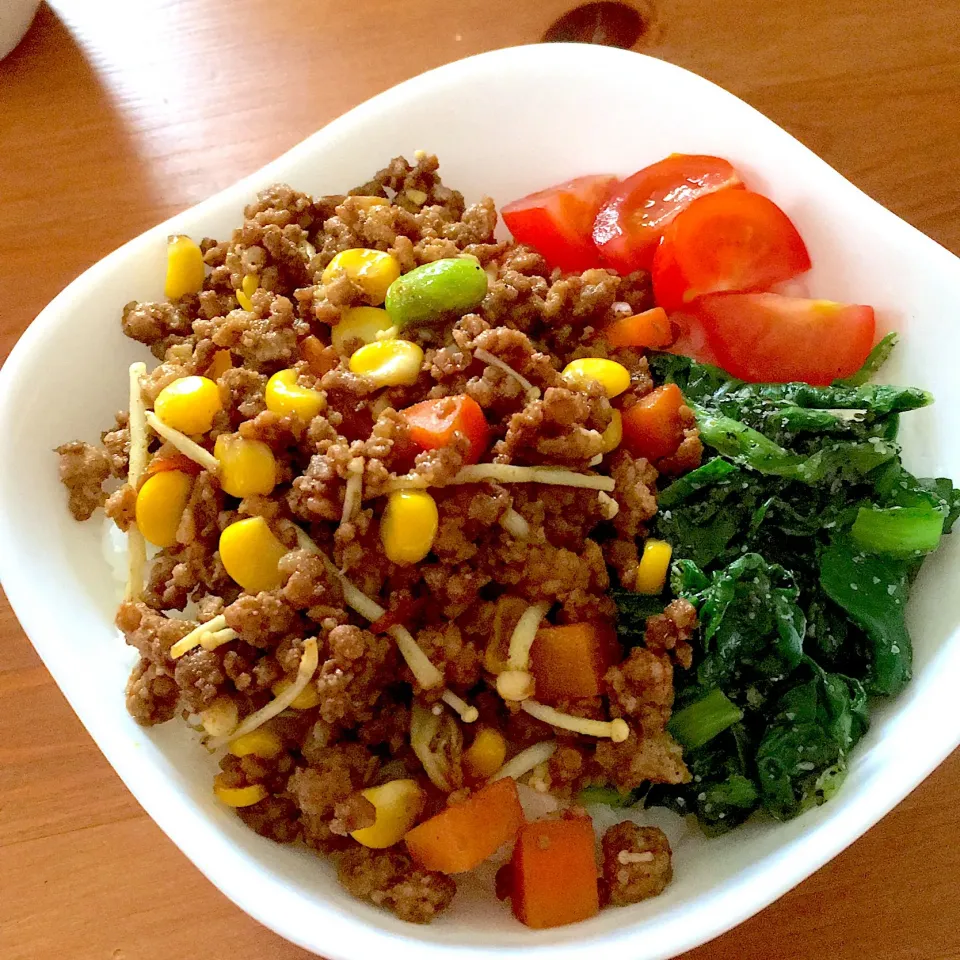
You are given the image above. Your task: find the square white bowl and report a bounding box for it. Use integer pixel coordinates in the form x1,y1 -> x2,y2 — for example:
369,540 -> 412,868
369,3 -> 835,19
2,42 -> 960,960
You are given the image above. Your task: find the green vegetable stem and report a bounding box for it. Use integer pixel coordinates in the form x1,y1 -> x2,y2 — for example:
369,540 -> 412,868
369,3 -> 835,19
668,688 -> 743,750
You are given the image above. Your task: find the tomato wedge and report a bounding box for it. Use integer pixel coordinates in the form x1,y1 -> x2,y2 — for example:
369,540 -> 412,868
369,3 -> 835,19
501,174 -> 616,272
652,190 -> 811,313
399,394 -> 490,465
696,293 -> 876,385
592,155 -> 742,274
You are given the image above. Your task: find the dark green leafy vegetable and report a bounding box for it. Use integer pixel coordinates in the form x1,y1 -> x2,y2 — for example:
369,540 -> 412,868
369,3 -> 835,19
819,536 -> 912,695
756,667 -> 868,820
625,343 -> 956,832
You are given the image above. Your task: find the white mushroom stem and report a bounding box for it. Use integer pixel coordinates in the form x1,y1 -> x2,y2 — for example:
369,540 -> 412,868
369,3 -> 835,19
500,508 -> 530,539
207,639 -> 319,749
385,464 -> 615,494
170,615 -> 228,659
598,491 -> 620,520
293,527 -> 444,690
489,741 -> 557,782
521,700 -> 630,742
340,459 -> 364,527
440,690 -> 479,723
472,348 -> 541,401
145,411 -> 220,473
507,601 -> 551,671
200,627 -> 238,651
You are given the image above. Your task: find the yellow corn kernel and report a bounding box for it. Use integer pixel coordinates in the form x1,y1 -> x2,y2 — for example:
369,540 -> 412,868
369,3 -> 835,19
199,696 -> 239,738
219,516 -> 289,593
349,339 -> 423,388
213,775 -> 268,808
562,358 -> 631,399
350,779 -> 426,849
214,433 -> 277,498
271,676 -> 321,710
322,248 -> 401,305
135,470 -> 193,547
463,728 -> 508,781
600,408 -> 623,454
351,196 -> 390,211
236,272 -> 259,311
229,728 -> 283,760
380,490 -> 438,564
206,349 -> 233,380
636,539 -> 673,595
154,375 -> 222,435
332,306 -> 396,355
164,235 -> 206,300
264,368 -> 326,421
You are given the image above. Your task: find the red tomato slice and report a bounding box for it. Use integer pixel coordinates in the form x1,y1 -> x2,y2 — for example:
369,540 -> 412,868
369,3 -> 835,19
652,190 -> 812,313
592,155 -> 742,274
399,394 -> 490,464
696,293 -> 876,385
501,174 -> 617,272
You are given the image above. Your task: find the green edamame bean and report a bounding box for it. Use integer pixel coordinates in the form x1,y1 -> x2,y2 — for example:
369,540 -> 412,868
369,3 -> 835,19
385,257 -> 488,328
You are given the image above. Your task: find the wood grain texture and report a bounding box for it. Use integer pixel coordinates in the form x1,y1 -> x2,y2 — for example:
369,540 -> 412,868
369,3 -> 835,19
1,0 -> 959,957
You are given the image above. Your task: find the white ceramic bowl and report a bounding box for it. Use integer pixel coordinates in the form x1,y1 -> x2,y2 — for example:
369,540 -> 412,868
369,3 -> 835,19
2,43 -> 960,960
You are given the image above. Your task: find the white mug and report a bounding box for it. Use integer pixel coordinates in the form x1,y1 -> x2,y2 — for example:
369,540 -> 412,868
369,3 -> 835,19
0,0 -> 41,61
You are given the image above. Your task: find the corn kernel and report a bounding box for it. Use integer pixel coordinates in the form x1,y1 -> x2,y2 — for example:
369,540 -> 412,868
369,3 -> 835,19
154,375 -> 222,435
463,728 -> 508,781
322,248 -> 401,305
213,774 -> 268,808
164,235 -> 205,300
600,409 -> 623,454
229,728 -> 283,760
271,676 -> 321,710
264,368 -> 326,421
350,779 -> 426,849
636,539 -> 672,595
214,433 -> 277,498
380,490 -> 438,564
350,196 -> 390,211
562,358 -> 631,399
135,469 -> 193,547
199,696 -> 239,737
206,349 -> 233,380
236,272 -> 259,311
219,516 -> 289,593
332,306 -> 396,355
349,339 -> 423,388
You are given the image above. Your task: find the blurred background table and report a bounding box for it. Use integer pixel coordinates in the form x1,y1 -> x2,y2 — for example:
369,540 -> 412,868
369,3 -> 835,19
2,1 -> 959,958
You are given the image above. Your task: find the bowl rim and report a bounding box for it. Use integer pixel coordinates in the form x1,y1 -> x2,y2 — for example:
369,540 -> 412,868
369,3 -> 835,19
3,41 -> 960,960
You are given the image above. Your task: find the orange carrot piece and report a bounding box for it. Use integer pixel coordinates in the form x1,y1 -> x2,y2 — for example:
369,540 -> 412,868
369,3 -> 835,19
405,778 -> 524,874
301,335 -> 337,377
605,307 -> 674,349
144,454 -> 203,481
621,383 -> 685,461
511,817 -> 600,929
530,623 -> 621,703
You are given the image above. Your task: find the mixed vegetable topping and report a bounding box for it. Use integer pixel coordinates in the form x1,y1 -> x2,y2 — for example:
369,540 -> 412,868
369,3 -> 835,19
55,151 -> 955,931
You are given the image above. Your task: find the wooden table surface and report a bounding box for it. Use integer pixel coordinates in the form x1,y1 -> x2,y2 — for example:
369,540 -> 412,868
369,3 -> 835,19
2,0 -> 959,957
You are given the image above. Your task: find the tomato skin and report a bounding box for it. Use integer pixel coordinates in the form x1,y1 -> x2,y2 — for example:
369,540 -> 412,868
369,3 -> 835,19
652,190 -> 812,313
620,383 -> 686,461
593,155 -> 742,274
696,293 -> 876,385
501,174 -> 617,272
399,394 -> 490,464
